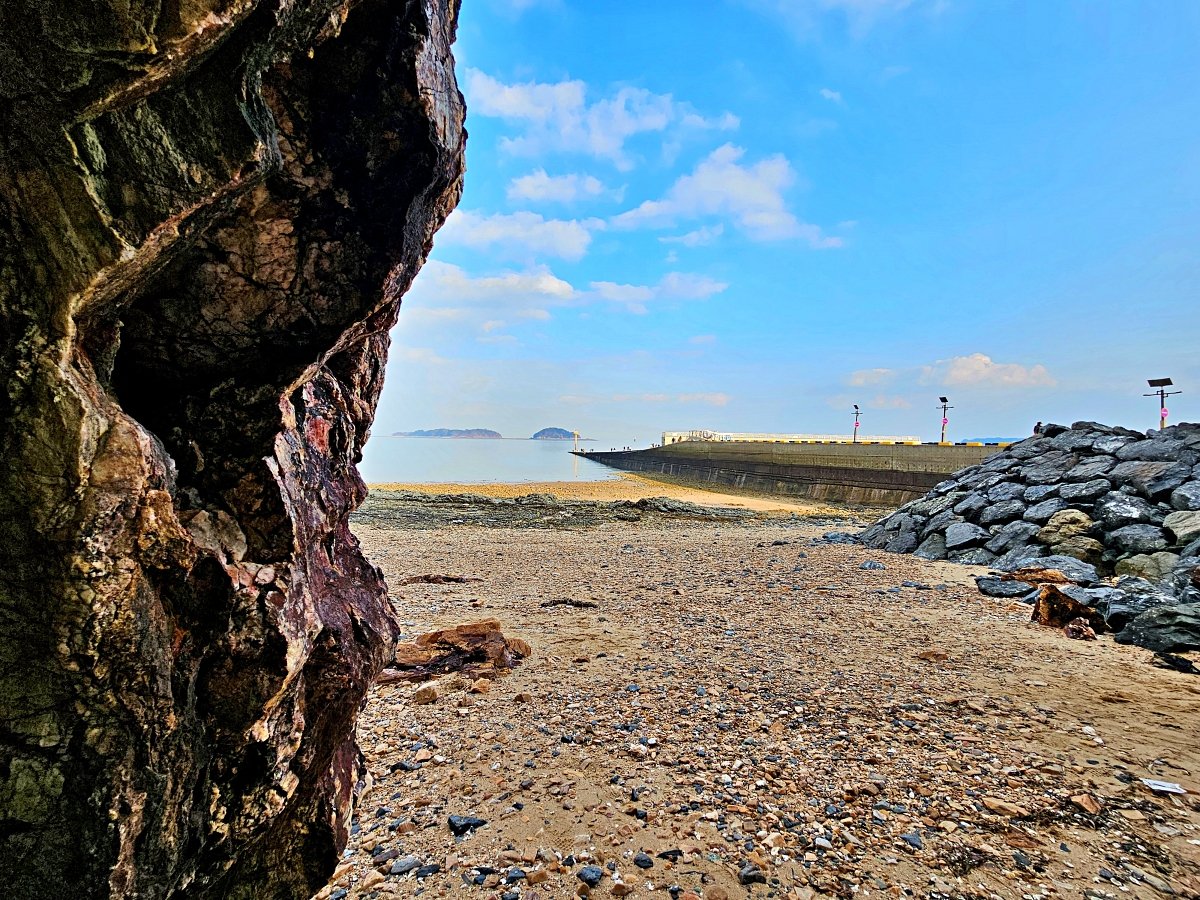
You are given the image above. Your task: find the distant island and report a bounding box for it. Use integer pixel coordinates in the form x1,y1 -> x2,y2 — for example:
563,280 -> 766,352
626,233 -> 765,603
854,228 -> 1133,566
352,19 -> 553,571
393,428 -> 502,439
530,427 -> 584,440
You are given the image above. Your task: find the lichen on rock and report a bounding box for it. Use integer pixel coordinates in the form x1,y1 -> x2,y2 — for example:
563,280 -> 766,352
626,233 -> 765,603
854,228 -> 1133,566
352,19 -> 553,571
0,1 -> 465,897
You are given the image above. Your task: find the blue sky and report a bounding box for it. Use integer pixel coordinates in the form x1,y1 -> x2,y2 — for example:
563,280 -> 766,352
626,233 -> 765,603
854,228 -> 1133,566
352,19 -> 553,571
372,0 -> 1200,444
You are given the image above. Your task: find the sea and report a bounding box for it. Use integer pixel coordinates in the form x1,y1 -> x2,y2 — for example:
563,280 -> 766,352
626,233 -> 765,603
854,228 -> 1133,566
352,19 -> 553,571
358,436 -> 630,484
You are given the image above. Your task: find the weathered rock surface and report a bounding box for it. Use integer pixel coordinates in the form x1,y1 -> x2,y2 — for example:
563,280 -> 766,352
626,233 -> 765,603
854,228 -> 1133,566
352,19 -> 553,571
0,2 -> 465,897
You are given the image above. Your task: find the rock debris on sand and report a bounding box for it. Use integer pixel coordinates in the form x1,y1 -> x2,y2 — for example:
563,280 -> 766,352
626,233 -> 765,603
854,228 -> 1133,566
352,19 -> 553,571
323,492 -> 1200,900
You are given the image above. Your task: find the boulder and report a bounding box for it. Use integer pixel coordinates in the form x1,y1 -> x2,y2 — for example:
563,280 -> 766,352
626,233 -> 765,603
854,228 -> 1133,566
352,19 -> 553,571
885,531 -> 919,554
1023,484 -> 1060,503
1036,509 -> 1093,545
952,493 -> 988,519
992,545 -> 1049,571
1108,460 -> 1192,499
1106,524 -> 1169,554
1024,498 -> 1070,523
1163,510 -> 1200,546
1092,434 -> 1136,455
1063,456 -> 1115,482
913,533 -> 948,561
945,521 -> 990,550
1059,478 -> 1111,502
1094,492 -> 1156,530
975,577 -> 1038,600
1116,439 -> 1196,465
1052,535 -> 1105,567
985,520 -> 1042,554
995,555 -> 1100,585
1115,604 -> 1200,653
1162,557 -> 1200,604
1021,453 -> 1079,485
1115,552 -> 1180,584
1094,577 -> 1178,631
986,482 -> 1027,503
948,548 -> 997,566
921,509 -> 959,539
1172,482 -> 1200,511
978,499 -> 1026,526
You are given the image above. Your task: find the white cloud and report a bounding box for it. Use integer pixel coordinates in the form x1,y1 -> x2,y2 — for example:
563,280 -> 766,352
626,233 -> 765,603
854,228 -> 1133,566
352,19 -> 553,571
689,334 -> 716,344
588,271 -> 729,313
867,394 -> 911,409
819,88 -> 843,103
848,367 -> 895,387
612,144 -> 840,247
642,393 -> 672,403
507,170 -> 607,202
679,392 -> 730,406
410,260 -> 577,306
923,353 -> 1056,389
465,69 -> 737,169
659,224 -> 724,247
438,209 -> 601,261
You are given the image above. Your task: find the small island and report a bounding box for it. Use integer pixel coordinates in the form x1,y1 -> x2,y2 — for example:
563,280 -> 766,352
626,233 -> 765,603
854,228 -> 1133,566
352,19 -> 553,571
530,427 -> 585,440
393,428 -> 503,439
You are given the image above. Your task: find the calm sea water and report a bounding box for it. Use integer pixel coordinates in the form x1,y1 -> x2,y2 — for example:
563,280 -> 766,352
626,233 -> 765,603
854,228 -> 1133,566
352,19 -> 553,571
359,437 -> 624,484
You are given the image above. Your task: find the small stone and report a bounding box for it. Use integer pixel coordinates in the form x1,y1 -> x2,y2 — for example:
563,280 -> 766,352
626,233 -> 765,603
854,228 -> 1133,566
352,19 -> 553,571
1070,794 -> 1102,815
577,865 -> 604,888
901,833 -> 923,850
448,815 -> 487,836
390,855 -> 421,875
470,678 -> 492,694
738,864 -> 767,886
633,852 -> 654,869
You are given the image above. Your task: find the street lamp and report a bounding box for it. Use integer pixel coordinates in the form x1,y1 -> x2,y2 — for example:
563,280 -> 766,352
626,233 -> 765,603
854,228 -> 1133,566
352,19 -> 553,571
938,397 -> 953,444
852,405 -> 861,443
1144,378 -> 1181,430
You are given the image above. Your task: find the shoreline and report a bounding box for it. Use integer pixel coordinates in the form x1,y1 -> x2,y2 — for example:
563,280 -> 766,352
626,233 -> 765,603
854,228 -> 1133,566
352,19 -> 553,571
366,472 -> 854,515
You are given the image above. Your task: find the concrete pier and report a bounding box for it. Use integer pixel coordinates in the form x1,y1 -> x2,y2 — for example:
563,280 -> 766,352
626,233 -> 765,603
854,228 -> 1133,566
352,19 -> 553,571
577,440 -> 1001,506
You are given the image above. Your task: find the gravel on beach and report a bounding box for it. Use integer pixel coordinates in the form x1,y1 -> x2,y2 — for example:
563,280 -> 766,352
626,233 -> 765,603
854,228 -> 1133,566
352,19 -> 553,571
322,491 -> 1200,900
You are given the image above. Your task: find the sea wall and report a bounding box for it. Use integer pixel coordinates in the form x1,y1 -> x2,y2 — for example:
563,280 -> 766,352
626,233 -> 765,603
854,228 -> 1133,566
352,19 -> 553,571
580,441 -> 997,506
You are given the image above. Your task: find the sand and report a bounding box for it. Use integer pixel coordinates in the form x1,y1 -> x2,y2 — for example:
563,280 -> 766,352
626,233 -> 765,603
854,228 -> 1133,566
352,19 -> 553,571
324,487 -> 1200,900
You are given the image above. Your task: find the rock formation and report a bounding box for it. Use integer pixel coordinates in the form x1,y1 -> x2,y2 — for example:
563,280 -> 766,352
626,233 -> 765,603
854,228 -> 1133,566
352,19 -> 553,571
863,422 -> 1200,650
0,1 -> 464,897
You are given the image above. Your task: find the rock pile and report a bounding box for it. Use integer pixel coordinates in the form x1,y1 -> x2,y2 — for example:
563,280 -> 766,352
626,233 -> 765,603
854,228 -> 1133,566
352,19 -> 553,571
863,421 -> 1200,651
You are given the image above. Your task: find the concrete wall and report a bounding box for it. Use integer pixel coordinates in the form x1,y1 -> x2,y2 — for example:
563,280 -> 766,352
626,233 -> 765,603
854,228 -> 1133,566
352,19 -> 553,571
579,441 -> 998,506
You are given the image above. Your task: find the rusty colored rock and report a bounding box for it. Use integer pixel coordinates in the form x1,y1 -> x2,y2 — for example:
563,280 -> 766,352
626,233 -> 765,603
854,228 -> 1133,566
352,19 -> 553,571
1031,584 -> 1108,632
390,619 -> 532,681
0,1 -> 465,897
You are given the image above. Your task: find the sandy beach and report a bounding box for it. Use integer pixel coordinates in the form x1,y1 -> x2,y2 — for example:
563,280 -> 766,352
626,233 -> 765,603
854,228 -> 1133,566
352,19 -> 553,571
325,485 -> 1200,900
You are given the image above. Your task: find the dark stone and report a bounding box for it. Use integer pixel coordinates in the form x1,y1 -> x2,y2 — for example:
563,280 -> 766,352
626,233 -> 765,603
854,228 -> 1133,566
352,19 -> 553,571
633,852 -> 654,869
1109,460 -> 1192,500
885,531 -> 919,554
860,560 -> 886,570
1117,440 -> 1196,465
953,492 -> 988,519
1059,479 -> 1111,502
998,554 -> 1100,585
1173,482 -> 1200,511
738,864 -> 768,885
391,856 -> 422,876
0,2 -> 465,898
1106,524 -> 1169,554
921,509 -> 959,539
975,577 -> 1039,599
1023,484 -> 1060,503
1064,456 -> 1115,482
985,520 -> 1041,554
913,534 -> 947,561
945,521 -> 989,549
986,482 -> 1026,503
1024,498 -> 1070,523
1093,434 -> 1135,455
417,864 -> 442,878
948,548 -> 997,566
1021,452 -> 1078,485
449,816 -> 489,836
578,866 -> 605,888
979,500 -> 1026,526
901,833 -> 924,850
1090,577 -> 1178,631
1094,492 -> 1157,530
908,495 -> 960,517
1115,605 -> 1200,653
992,545 -> 1048,571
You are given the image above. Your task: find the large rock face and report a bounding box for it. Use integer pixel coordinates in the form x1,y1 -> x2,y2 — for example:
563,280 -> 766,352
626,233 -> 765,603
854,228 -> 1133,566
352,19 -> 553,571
0,1 -> 464,897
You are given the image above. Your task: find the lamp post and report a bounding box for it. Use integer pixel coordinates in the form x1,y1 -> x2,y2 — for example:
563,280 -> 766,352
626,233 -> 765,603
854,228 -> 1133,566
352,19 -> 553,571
938,397 -> 953,444
1144,378 -> 1181,430
852,404 -> 861,443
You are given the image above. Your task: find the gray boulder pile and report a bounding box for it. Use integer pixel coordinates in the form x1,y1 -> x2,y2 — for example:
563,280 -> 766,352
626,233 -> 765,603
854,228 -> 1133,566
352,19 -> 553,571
861,421 -> 1200,652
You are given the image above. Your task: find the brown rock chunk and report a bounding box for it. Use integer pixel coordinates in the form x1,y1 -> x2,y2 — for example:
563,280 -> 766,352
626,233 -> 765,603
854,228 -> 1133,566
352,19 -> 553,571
982,797 -> 1029,817
391,619 -> 531,680
1031,584 -> 1108,632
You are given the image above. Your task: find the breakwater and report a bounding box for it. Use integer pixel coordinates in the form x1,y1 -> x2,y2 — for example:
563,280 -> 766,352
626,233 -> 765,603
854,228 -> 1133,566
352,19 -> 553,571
576,441 -> 1000,505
